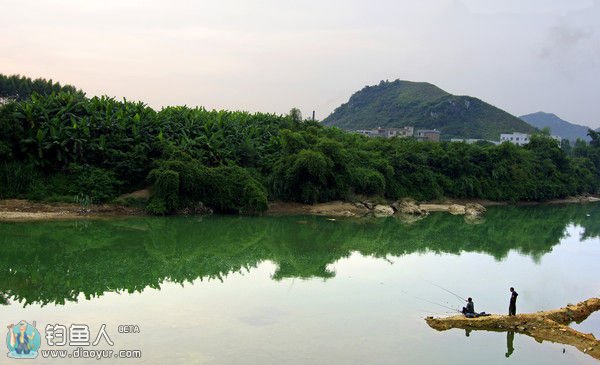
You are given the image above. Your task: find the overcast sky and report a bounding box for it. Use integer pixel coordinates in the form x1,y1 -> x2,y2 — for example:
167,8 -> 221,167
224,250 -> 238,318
1,0 -> 599,128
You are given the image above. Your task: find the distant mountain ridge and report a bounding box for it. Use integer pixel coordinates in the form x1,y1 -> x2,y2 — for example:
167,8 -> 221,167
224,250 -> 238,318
322,80 -> 537,140
520,112 -> 592,142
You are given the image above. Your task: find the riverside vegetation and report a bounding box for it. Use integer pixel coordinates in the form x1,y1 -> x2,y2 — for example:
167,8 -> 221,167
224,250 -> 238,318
1,74 -> 600,215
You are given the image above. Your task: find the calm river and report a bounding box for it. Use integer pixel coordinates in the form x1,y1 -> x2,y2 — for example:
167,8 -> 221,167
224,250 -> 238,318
1,205 -> 599,364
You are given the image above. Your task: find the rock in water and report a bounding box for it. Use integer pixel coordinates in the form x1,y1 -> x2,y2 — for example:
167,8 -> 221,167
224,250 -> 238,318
465,203 -> 486,217
373,205 -> 394,217
448,204 -> 466,215
393,199 -> 429,216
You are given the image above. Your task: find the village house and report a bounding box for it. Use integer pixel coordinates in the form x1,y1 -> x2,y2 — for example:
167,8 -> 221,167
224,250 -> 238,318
415,129 -> 441,142
355,126 -> 414,139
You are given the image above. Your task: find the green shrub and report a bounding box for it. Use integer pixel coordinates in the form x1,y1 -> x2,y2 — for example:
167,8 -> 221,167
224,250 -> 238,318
70,165 -> 123,203
350,167 -> 386,196
146,169 -> 179,214
204,166 -> 268,214
113,196 -> 148,207
145,198 -> 168,215
271,149 -> 335,204
25,173 -> 75,201
147,161 -> 267,215
0,162 -> 41,198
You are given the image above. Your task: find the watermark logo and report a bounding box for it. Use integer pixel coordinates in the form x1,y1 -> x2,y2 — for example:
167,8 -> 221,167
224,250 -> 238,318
7,321 -> 141,360
6,320 -> 42,359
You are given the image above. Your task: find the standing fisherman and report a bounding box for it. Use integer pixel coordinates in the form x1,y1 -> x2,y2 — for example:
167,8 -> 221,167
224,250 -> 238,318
509,287 -> 518,316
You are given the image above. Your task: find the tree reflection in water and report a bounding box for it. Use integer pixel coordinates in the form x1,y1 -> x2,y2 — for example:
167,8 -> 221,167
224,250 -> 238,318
0,204 -> 598,307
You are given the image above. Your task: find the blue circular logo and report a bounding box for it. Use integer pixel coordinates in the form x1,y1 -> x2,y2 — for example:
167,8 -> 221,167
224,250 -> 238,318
6,321 -> 41,359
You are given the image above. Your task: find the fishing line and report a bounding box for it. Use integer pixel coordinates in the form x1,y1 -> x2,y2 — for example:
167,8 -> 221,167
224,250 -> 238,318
401,287 -> 461,314
422,311 -> 454,317
425,280 -> 467,303
413,295 -> 461,313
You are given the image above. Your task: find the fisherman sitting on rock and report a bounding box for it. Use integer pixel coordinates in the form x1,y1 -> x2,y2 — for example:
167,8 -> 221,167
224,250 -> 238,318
461,297 -> 490,318
462,297 -> 475,316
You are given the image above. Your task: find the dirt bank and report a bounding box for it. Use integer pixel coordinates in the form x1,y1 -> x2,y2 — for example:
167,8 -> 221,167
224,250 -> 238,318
268,200 -> 476,217
2,194 -> 599,222
0,199 -> 143,222
267,201 -> 369,217
426,298 -> 600,360
268,196 -> 600,218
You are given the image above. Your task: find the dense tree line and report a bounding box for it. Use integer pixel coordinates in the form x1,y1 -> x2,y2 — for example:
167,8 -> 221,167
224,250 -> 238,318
0,75 -> 599,214
0,74 -> 81,101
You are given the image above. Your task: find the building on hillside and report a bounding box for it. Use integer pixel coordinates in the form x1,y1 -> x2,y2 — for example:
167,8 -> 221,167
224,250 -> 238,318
450,138 -> 500,145
500,133 -> 561,146
395,126 -> 415,138
355,126 -> 414,139
500,132 -> 530,146
415,129 -> 441,142
355,128 -> 382,138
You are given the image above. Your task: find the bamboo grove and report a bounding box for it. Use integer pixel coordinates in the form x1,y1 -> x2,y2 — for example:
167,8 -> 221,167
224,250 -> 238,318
1,75 -> 599,214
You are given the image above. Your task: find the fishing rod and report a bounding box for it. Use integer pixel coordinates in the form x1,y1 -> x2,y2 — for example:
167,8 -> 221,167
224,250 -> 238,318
425,280 -> 467,303
413,295 -> 462,313
422,310 -> 455,317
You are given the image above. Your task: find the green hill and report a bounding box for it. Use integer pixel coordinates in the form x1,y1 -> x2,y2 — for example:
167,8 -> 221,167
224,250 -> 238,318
322,80 -> 537,140
520,112 -> 592,142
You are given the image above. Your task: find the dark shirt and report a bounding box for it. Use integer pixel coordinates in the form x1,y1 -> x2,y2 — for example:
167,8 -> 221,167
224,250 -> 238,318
510,291 -> 518,304
466,301 -> 474,313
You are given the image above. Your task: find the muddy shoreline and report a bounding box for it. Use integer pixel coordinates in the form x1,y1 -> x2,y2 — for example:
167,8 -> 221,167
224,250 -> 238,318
267,196 -> 600,217
0,196 -> 598,222
0,199 -> 144,222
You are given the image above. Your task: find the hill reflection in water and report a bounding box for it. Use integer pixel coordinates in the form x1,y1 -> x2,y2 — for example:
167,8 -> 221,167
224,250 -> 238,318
0,204 -> 598,307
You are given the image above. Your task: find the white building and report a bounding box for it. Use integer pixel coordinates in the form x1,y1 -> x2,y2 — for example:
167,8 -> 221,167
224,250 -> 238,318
450,138 -> 500,145
500,133 -> 561,146
355,126 -> 414,139
500,133 -> 530,146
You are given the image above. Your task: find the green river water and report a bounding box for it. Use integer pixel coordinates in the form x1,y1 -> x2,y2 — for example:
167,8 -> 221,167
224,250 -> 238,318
0,204 -> 599,364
